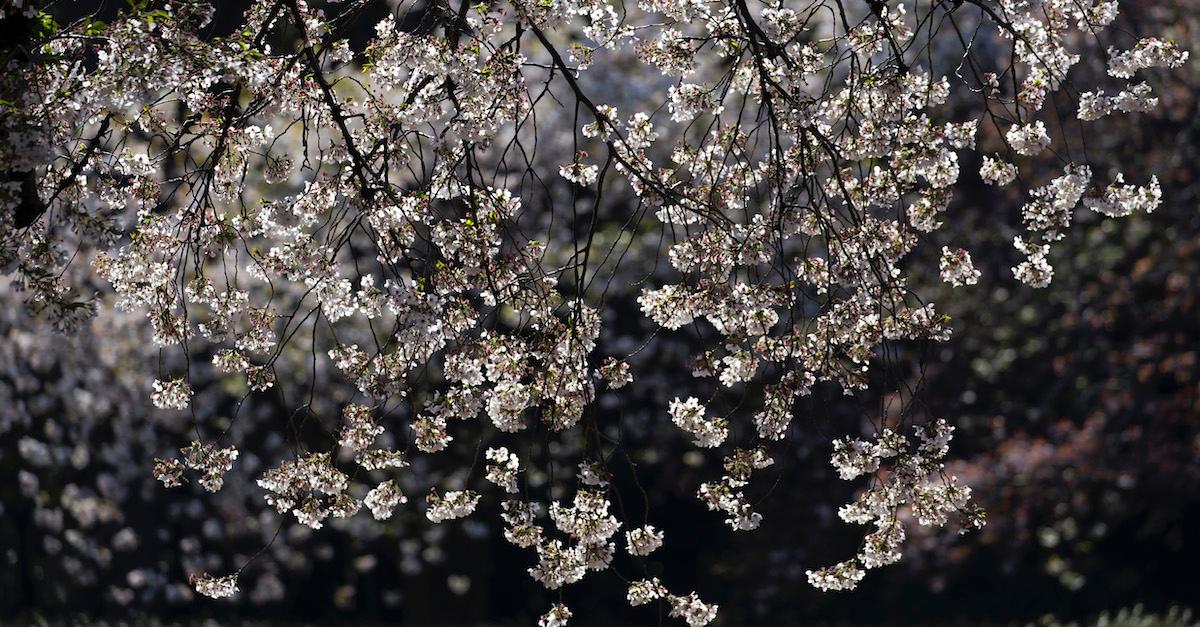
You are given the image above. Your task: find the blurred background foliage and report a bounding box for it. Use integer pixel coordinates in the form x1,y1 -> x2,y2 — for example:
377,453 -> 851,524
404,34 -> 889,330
2,0 -> 1198,625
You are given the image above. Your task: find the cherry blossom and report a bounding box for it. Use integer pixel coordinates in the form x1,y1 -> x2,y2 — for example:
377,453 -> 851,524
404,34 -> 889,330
1,0 -> 1185,618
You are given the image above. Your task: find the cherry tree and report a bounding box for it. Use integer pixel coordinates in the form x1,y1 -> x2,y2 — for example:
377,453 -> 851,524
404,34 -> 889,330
0,0 -> 1185,623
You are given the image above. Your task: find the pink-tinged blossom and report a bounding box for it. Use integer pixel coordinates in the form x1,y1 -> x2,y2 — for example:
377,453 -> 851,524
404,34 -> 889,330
939,247 -> 981,287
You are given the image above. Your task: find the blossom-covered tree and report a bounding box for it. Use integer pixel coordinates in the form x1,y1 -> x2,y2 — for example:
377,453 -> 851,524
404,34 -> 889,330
0,0 -> 1187,623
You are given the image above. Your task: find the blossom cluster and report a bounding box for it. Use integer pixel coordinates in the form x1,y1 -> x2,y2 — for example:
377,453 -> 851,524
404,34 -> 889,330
0,0 -> 1183,620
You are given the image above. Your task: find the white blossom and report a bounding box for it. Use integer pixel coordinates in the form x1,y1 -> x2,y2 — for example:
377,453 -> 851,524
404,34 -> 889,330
668,397 -> 728,448
191,573 -> 239,599
627,578 -> 668,606
1006,121 -> 1052,156
939,247 -> 981,287
625,524 -> 665,556
1107,38 -> 1189,79
668,592 -> 718,626
364,480 -> 407,521
806,560 -> 866,591
1084,174 -> 1162,217
426,490 -> 481,523
980,156 -> 1018,186
150,378 -> 192,410
538,603 -> 573,627
485,447 -> 521,494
